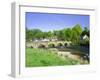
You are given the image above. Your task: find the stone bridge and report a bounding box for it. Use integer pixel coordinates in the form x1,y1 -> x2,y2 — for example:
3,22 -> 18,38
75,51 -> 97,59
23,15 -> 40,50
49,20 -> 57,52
26,41 -> 71,48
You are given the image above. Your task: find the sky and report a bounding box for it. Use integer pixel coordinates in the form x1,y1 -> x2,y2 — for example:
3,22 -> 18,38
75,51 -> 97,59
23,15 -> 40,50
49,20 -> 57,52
25,12 -> 89,32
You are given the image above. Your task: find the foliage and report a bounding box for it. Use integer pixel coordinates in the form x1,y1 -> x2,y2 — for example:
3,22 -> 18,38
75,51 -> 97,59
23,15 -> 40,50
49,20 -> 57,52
71,24 -> 83,44
26,24 -> 89,46
81,27 -> 89,37
26,29 -> 43,41
72,24 -> 83,36
63,28 -> 72,41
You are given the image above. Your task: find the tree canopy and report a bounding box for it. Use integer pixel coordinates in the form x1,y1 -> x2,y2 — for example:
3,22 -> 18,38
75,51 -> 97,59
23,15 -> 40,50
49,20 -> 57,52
26,24 -> 90,45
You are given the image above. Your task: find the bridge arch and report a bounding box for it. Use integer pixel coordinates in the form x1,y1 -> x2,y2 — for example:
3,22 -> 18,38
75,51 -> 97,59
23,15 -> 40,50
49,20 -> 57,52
26,41 -> 72,48
64,43 -> 68,47
48,43 -> 55,48
57,43 -> 63,47
38,44 -> 46,48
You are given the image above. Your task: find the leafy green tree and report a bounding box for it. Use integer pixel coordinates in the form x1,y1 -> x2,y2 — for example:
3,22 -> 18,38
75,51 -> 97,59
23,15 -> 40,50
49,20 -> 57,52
72,24 -> 82,44
57,30 -> 64,40
26,28 -> 34,41
26,24 -> 88,46
72,24 -> 82,35
47,31 -> 53,37
63,28 -> 72,41
53,30 -> 59,37
32,29 -> 43,39
71,30 -> 79,44
81,27 -> 89,37
26,28 -> 43,41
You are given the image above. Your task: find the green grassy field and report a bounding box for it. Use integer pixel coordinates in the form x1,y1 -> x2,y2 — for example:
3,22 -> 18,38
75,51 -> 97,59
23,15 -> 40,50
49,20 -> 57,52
26,48 -> 79,67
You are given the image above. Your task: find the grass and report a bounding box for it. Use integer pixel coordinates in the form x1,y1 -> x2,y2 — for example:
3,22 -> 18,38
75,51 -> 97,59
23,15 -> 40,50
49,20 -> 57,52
26,48 -> 79,67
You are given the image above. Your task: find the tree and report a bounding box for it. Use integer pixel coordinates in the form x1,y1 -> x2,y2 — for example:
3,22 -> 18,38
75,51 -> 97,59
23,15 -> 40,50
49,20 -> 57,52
26,24 -> 86,45
71,30 -> 79,43
72,24 -> 82,35
63,28 -> 72,41
47,31 -> 53,38
72,24 -> 83,44
53,30 -> 59,37
26,28 -> 43,41
57,30 -> 64,40
31,29 -> 43,39
80,27 -> 90,47
26,28 -> 34,41
81,27 -> 89,37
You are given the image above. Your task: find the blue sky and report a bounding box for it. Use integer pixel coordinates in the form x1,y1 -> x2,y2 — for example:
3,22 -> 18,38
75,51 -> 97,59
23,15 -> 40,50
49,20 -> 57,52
26,12 -> 89,32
